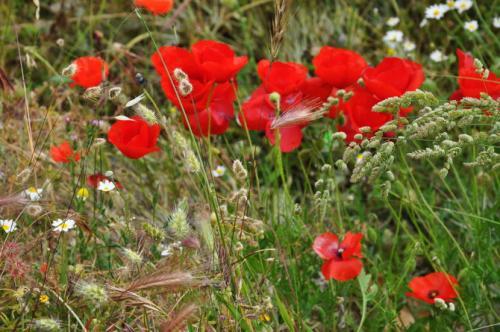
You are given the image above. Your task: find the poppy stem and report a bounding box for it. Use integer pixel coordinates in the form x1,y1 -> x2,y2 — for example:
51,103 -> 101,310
356,271 -> 369,332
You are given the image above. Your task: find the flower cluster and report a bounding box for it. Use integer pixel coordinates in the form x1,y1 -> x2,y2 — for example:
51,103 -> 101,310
239,59 -> 322,152
425,1 -> 472,21
151,40 -> 248,137
313,231 -> 459,308
332,54 -> 424,142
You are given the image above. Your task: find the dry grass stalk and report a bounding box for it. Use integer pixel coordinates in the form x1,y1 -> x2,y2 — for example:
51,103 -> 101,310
0,195 -> 27,207
108,285 -> 163,313
160,304 -> 198,332
270,98 -> 324,129
270,0 -> 293,60
125,271 -> 200,292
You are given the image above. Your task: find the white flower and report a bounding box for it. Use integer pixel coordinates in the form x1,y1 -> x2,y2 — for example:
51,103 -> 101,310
430,50 -> 448,62
446,0 -> 456,9
454,0 -> 473,13
386,17 -> 400,27
211,165 -> 226,178
403,40 -> 416,52
161,246 -> 173,257
0,219 -> 17,233
24,187 -> 43,201
356,153 -> 371,165
494,17 -> 500,28
382,30 -> 404,47
52,218 -> 76,232
425,4 -> 449,20
464,20 -> 478,32
97,180 -> 115,192
420,18 -> 428,27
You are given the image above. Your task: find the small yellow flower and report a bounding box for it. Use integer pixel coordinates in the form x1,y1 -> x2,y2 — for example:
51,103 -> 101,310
259,313 -> 271,322
39,294 -> 49,304
76,187 -> 89,200
386,48 -> 396,56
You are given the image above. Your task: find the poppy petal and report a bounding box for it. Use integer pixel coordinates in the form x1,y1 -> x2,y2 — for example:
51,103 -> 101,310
321,258 -> 363,281
312,232 -> 339,260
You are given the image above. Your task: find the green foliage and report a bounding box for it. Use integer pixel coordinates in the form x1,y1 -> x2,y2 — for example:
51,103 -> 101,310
0,0 -> 498,331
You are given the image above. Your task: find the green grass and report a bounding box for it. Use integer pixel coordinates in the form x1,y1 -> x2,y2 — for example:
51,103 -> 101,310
0,0 -> 499,331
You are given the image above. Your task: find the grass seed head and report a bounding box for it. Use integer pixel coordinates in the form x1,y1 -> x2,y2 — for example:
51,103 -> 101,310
34,318 -> 60,331
76,281 -> 108,307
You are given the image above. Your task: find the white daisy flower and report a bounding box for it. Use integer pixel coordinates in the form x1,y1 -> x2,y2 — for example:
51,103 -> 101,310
383,30 -> 404,47
0,219 -> 17,233
24,187 -> 43,201
52,218 -> 76,232
494,17 -> 500,28
97,180 -> 115,192
161,246 -> 173,257
211,165 -> 226,178
430,50 -> 448,62
464,20 -> 478,32
386,17 -> 400,27
454,0 -> 473,13
403,40 -> 416,52
446,0 -> 456,9
425,4 -> 449,20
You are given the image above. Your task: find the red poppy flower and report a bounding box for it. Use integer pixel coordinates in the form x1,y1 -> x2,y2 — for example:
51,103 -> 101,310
108,116 -> 161,159
239,85 -> 306,152
301,77 -> 334,101
134,0 -> 174,15
455,48 -> 500,99
152,46 -> 213,113
362,57 -> 424,100
239,86 -> 275,131
313,232 -> 363,281
152,46 -> 202,81
342,86 -> 392,134
183,82 -> 235,136
265,124 -> 304,153
69,56 -> 109,88
257,60 -> 308,95
159,76 -> 213,113
406,272 -> 459,304
313,47 -> 367,89
50,141 -> 80,163
192,40 -> 248,83
449,89 -> 464,101
87,173 -> 123,189
239,59 -> 313,152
